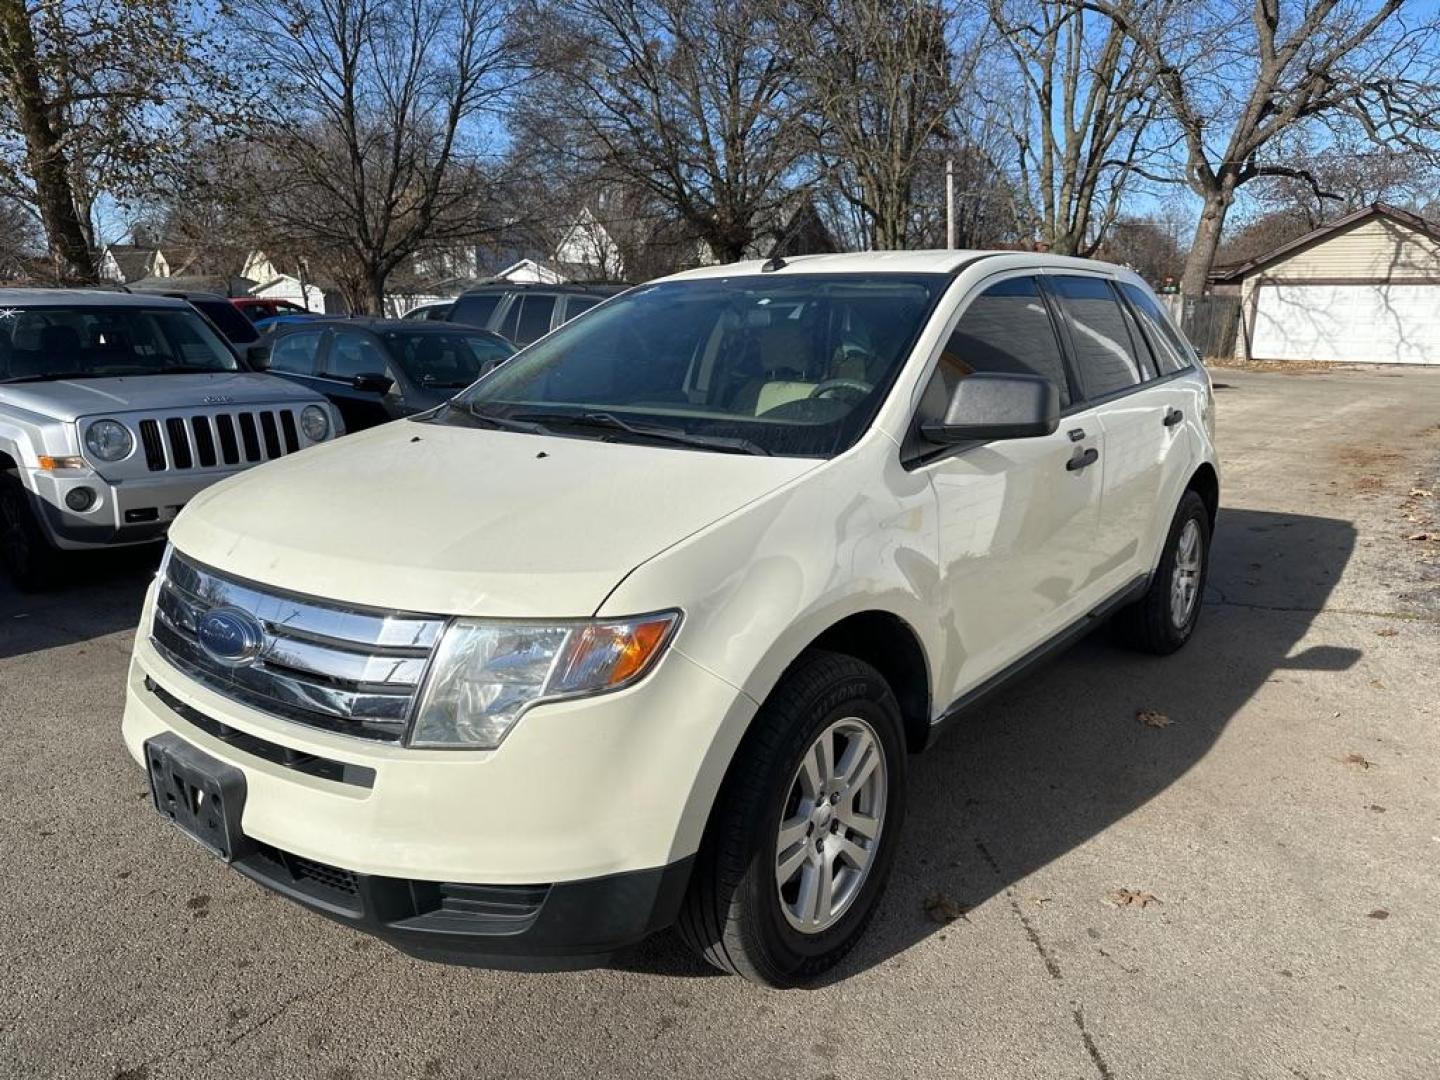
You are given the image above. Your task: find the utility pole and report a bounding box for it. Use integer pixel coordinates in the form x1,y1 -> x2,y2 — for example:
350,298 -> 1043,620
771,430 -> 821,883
945,157 -> 955,250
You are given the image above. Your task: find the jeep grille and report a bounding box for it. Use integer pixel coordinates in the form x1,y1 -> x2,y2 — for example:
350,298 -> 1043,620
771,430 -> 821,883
137,409 -> 303,471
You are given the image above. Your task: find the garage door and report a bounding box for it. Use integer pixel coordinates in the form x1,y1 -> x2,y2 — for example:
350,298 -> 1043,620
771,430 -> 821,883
1251,283 -> 1440,364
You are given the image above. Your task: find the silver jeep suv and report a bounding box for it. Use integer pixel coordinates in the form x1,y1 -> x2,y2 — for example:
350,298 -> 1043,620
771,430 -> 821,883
0,289 -> 342,589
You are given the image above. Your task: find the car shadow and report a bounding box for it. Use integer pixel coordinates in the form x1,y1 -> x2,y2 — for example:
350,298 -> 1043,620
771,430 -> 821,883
611,506 -> 1360,982
0,545 -> 161,660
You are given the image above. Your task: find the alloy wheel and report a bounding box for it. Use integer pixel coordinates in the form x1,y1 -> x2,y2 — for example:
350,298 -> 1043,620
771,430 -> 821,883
774,716 -> 887,934
1170,518 -> 1203,628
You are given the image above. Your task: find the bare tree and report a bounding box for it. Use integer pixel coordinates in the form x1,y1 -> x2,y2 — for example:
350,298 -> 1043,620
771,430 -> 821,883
228,0 -> 523,312
1084,0 -> 1440,296
778,0 -> 964,250
1246,142 -> 1439,226
521,0 -> 806,264
988,0 -> 1163,254
0,0 -> 228,281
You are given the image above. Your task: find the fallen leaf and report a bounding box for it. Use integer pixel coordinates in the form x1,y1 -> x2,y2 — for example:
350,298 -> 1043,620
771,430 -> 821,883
1410,489 -> 1433,499
1108,888 -> 1161,909
1367,804 -> 1386,813
1376,628 -> 1399,638
1341,752 -> 1375,769
1137,709 -> 1172,728
1406,531 -> 1431,541
1367,909 -> 1389,920
923,892 -> 968,924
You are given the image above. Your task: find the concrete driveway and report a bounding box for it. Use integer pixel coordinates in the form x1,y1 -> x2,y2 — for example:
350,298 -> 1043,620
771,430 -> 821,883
3,366 -> 1438,1080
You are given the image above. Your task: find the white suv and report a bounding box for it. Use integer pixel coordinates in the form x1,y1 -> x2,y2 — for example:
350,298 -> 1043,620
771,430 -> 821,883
123,252 -> 1217,986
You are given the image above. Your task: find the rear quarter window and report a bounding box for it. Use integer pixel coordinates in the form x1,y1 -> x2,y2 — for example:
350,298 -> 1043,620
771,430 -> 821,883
1119,283 -> 1195,375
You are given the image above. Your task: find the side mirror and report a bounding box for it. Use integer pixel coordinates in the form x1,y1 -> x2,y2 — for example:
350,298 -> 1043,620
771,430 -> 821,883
351,372 -> 393,394
921,372 -> 1059,444
246,343 -> 271,371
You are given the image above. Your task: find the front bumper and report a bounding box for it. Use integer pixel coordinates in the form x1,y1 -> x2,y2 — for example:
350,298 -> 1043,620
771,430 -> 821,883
231,832 -> 693,970
29,467 -> 247,549
123,596 -> 757,959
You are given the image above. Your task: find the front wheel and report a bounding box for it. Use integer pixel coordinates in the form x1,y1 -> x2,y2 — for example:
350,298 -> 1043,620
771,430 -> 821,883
677,650 -> 907,987
1114,489 -> 1211,655
0,475 -> 60,592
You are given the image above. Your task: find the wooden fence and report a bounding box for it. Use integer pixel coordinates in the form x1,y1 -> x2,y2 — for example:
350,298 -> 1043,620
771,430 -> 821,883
1161,294 -> 1243,360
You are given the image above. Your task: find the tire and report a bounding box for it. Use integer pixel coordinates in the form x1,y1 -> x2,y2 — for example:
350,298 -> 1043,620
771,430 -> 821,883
0,474 -> 61,592
677,650 -> 908,987
1114,489 -> 1211,655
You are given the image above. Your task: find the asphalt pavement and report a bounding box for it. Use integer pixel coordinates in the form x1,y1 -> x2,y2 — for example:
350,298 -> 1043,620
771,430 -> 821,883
3,365 -> 1438,1079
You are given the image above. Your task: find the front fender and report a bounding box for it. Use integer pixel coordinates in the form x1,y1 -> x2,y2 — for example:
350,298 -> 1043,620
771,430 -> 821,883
599,437 -> 943,725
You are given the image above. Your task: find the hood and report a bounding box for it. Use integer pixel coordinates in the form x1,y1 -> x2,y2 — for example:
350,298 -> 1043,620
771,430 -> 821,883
169,419 -> 821,617
0,372 -> 322,422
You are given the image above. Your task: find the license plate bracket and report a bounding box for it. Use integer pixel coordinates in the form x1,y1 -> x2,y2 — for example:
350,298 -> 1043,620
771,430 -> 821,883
145,733 -> 250,862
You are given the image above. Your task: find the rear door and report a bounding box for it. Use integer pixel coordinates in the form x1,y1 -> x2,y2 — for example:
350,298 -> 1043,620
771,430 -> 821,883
916,273 -> 1107,700
1047,274 -> 1188,592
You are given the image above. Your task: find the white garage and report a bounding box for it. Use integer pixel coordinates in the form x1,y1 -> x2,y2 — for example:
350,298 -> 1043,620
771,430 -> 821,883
1223,204 -> 1440,365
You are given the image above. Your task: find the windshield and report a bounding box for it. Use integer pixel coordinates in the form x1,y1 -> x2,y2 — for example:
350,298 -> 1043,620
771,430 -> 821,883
453,274 -> 946,457
0,304 -> 239,382
382,330 -> 516,389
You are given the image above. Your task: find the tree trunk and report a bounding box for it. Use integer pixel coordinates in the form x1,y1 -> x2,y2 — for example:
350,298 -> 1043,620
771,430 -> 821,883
1180,187 -> 1234,299
366,267 -> 387,316
0,0 -> 95,282
705,230 -> 750,265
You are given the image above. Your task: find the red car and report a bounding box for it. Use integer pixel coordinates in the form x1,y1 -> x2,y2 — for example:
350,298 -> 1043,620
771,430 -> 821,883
231,298 -> 312,322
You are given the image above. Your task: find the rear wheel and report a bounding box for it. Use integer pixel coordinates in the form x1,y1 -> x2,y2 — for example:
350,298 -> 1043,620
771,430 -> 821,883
677,650 -> 907,987
0,475 -> 60,591
1114,489 -> 1211,655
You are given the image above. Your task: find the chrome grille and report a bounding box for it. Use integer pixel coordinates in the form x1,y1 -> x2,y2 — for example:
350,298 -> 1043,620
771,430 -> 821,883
138,408 -> 303,472
150,551 -> 445,743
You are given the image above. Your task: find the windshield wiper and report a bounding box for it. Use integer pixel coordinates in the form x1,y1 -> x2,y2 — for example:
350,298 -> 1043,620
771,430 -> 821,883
0,373 -> 73,384
509,410 -> 771,456
432,400 -> 555,435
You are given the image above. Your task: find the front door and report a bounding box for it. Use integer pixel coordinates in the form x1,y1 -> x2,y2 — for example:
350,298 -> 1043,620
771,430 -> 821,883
916,274 -> 1107,702
318,328 -> 401,432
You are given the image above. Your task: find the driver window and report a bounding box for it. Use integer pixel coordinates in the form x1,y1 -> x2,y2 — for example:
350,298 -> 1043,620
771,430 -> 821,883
920,277 -> 1070,421
325,330 -> 390,380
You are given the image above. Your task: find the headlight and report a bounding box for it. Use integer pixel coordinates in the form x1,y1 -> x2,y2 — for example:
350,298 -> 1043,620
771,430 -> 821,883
84,419 -> 134,462
300,405 -> 330,441
410,611 -> 681,748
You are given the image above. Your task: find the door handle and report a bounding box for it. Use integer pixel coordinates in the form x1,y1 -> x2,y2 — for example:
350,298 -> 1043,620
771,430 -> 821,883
1066,447 -> 1099,472
1163,407 -> 1184,427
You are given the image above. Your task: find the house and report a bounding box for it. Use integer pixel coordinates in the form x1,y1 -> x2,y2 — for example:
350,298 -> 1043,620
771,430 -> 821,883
494,258 -> 565,284
554,207 -> 625,280
1213,203 -> 1440,365
98,245 -> 169,284
241,250 -> 330,311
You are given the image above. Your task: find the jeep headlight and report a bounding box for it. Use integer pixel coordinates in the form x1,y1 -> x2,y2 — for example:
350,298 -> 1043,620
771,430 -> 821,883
300,404 -> 330,441
84,419 -> 134,462
410,612 -> 681,748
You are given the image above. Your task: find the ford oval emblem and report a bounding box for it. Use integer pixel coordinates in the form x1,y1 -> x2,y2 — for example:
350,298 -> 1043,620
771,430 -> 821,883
196,606 -> 265,666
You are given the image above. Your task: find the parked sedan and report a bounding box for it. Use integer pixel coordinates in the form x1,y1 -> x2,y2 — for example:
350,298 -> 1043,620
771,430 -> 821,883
260,318 -> 515,432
